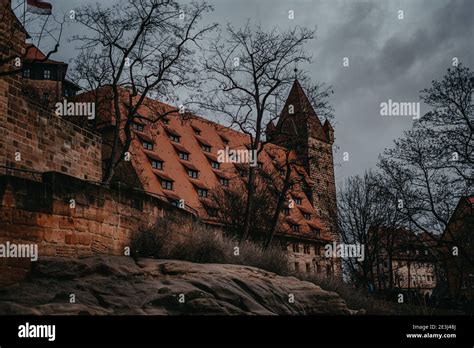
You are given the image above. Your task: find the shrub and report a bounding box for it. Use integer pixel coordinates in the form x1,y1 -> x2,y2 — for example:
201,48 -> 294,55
130,219 -> 173,259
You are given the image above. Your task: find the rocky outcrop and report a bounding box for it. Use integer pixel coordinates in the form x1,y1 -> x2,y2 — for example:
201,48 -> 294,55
0,255 -> 357,315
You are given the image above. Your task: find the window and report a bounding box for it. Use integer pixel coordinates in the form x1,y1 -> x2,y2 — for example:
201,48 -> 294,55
207,208 -> 218,217
292,243 -> 300,253
151,160 -> 163,170
306,263 -> 311,273
315,246 -> 321,256
238,169 -> 247,177
161,180 -> 173,190
178,152 -> 189,160
220,177 -> 229,186
303,244 -> 310,254
211,161 -> 220,169
42,93 -> 49,103
294,198 -> 302,205
312,228 -> 321,237
283,208 -> 290,216
43,69 -> 51,79
188,169 -> 198,179
304,213 -> 311,220
257,162 -> 263,170
169,134 -> 180,143
162,118 -> 169,125
201,144 -> 211,152
294,262 -> 300,272
291,224 -> 300,232
278,169 -> 285,176
197,188 -> 208,197
223,139 -> 229,145
23,69 -> 30,78
194,128 -> 201,135
132,123 -> 144,132
171,199 -> 180,207
143,141 -> 153,150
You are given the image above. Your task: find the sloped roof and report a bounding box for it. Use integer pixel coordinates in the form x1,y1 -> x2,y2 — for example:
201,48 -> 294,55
78,86 -> 332,242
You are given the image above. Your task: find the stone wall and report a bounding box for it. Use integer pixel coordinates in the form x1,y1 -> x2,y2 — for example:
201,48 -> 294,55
0,172 -> 204,286
0,1 -> 102,182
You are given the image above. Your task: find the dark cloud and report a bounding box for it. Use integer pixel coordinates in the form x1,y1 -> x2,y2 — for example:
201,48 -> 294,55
16,0 -> 473,186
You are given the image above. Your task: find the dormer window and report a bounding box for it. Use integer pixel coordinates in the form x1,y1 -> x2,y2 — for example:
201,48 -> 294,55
220,177 -> 229,186
169,134 -> 180,143
161,179 -> 173,190
197,188 -> 208,197
312,228 -> 321,237
202,144 -> 211,152
278,169 -> 285,176
188,169 -> 199,179
283,208 -> 290,216
151,160 -> 163,170
143,141 -> 153,150
291,224 -> 300,232
211,161 -> 220,169
43,69 -> 51,79
132,123 -> 144,132
304,213 -> 311,220
162,117 -> 169,125
207,208 -> 218,217
294,197 -> 302,205
178,152 -> 189,160
193,127 -> 201,135
23,69 -> 30,78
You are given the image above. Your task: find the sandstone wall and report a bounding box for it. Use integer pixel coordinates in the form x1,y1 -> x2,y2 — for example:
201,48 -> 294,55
0,172 -> 205,286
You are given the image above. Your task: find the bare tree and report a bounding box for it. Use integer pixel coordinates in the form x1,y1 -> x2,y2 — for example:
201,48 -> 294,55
379,65 -> 473,265
70,0 -> 215,184
196,22 -> 320,242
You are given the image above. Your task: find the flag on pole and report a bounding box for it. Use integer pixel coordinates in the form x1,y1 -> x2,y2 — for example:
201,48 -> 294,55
27,0 -> 52,15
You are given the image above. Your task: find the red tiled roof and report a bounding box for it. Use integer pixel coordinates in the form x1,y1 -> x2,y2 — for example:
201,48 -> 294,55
79,84 -> 331,241
143,150 -> 163,162
24,44 -> 65,65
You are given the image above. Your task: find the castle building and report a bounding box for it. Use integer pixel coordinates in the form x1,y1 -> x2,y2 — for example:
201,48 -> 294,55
1,0 -> 341,278
81,81 -> 341,278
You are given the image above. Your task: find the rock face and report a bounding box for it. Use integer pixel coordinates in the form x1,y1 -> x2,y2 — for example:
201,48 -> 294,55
0,255 -> 356,315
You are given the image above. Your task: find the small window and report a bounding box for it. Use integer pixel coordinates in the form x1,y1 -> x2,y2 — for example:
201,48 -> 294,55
151,160 -> 163,170
211,161 -> 220,169
303,244 -> 310,254
292,224 -> 300,232
207,208 -> 218,217
162,118 -> 169,125
283,208 -> 290,216
294,262 -> 300,272
132,123 -> 144,132
278,169 -> 285,176
201,144 -> 211,152
178,152 -> 189,160
42,93 -> 50,103
220,177 -> 229,186
223,139 -> 229,145
294,198 -> 302,205
257,162 -> 263,169
194,128 -> 201,135
43,69 -> 51,79
23,69 -> 30,78
188,169 -> 198,179
315,246 -> 321,256
171,199 -> 180,207
143,141 -> 153,150
312,228 -> 320,237
292,243 -> 300,253
197,188 -> 208,197
161,180 -> 173,190
304,213 -> 311,220
169,134 -> 180,143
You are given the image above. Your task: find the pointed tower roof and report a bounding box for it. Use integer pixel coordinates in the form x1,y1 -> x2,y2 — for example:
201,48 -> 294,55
275,79 -> 328,142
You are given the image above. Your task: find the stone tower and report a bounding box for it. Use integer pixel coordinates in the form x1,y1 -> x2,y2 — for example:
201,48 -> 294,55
267,79 -> 339,249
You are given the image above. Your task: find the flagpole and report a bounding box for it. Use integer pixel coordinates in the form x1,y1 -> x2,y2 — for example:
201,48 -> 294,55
23,0 -> 26,26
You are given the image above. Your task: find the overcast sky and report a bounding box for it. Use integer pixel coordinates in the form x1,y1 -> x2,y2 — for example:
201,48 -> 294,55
14,0 -> 474,187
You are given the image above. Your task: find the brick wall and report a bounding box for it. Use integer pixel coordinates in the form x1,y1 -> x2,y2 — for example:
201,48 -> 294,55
0,1 -> 102,182
0,172 -> 206,286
